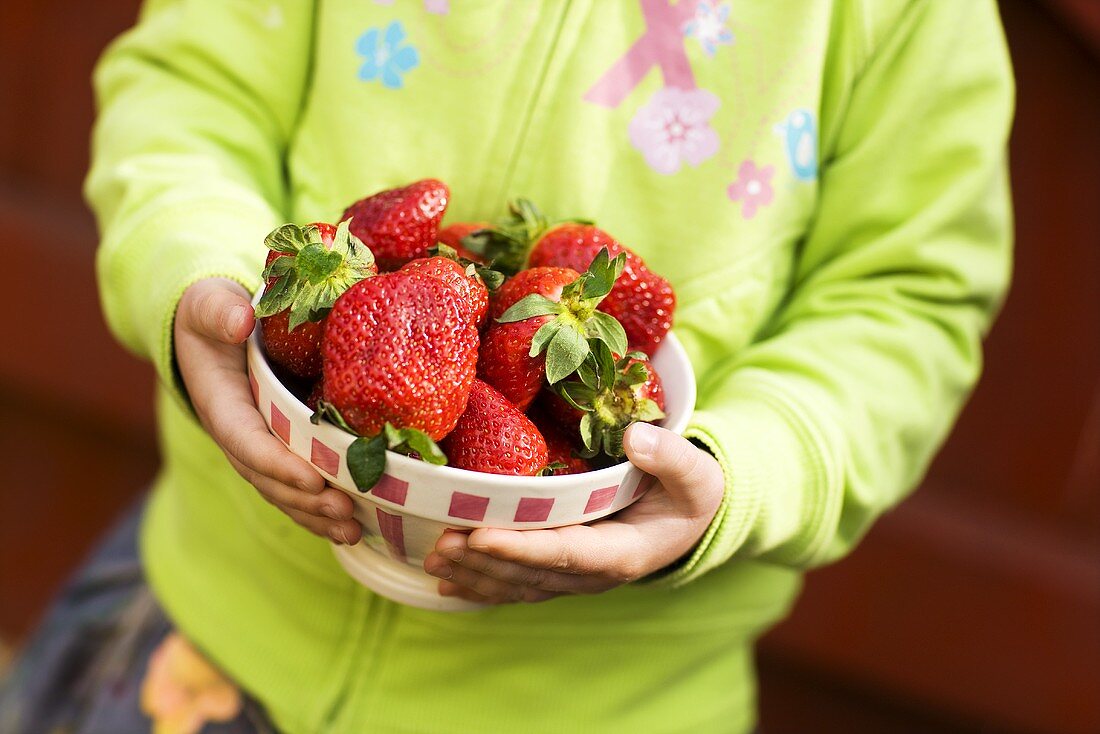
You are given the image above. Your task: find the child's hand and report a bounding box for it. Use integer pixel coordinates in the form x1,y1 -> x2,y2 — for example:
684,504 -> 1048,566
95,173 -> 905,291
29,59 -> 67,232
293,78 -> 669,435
423,423 -> 724,604
174,278 -> 362,545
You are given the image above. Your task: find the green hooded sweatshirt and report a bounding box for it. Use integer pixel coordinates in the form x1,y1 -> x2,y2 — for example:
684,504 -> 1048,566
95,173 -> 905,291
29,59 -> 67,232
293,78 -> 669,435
86,1 -> 1013,731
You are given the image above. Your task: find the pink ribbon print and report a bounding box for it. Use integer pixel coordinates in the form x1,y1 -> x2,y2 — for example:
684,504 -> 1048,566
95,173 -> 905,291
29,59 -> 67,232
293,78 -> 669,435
584,1 -> 726,176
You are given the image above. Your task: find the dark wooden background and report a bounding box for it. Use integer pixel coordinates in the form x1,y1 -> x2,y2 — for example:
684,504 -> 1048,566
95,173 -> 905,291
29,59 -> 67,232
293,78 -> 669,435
1,1 -> 1097,732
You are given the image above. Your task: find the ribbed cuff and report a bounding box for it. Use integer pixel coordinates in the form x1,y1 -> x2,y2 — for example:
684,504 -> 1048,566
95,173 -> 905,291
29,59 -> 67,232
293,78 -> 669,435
97,193 -> 273,409
642,376 -> 840,588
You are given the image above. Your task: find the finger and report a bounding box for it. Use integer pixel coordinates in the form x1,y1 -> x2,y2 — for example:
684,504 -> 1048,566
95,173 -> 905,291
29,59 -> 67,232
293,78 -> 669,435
623,423 -> 723,504
466,524 -> 644,585
431,541 -> 612,594
437,579 -> 498,604
179,279 -> 255,344
203,378 -> 325,493
282,506 -> 362,545
425,559 -> 528,603
226,455 -> 353,520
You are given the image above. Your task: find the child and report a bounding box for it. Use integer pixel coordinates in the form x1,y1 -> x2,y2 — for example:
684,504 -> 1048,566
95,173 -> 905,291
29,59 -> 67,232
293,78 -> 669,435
2,1 -> 1013,732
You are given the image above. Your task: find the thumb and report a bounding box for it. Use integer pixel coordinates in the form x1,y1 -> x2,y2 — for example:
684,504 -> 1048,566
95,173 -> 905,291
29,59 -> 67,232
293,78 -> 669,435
623,423 -> 722,501
180,278 -> 255,344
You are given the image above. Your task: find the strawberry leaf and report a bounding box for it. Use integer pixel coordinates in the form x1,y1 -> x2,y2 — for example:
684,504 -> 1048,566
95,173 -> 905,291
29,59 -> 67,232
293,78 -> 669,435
297,242 -> 344,285
604,427 -> 626,458
538,462 -> 569,476
474,264 -> 505,291
265,223 -> 309,254
254,276 -> 300,319
347,435 -> 387,492
575,355 -> 600,390
589,340 -> 617,389
633,398 -> 666,423
585,312 -> 628,359
311,401 -> 355,433
382,423 -> 448,466
498,294 -> 562,323
545,325 -> 589,384
529,318 -> 564,358
622,360 -> 651,387
262,256 -> 294,281
556,381 -> 597,411
578,413 -> 598,456
399,428 -> 448,466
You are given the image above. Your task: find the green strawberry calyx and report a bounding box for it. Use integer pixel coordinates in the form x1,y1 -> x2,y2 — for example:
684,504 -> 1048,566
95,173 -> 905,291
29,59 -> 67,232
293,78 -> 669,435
312,402 -> 447,492
497,248 -> 628,385
461,198 -> 591,275
426,243 -> 506,291
551,341 -> 665,459
254,220 -> 375,330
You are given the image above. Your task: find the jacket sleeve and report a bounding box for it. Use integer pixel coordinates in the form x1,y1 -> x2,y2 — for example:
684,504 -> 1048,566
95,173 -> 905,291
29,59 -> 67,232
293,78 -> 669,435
85,0 -> 316,396
654,0 -> 1014,585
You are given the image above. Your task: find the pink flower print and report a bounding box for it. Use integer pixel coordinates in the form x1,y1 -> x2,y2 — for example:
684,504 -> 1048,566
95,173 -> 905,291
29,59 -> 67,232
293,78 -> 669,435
683,1 -> 734,57
423,0 -> 449,14
727,160 -> 775,219
629,87 -> 721,175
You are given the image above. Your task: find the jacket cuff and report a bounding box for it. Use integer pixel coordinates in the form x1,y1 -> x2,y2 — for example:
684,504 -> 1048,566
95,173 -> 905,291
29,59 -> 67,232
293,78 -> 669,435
641,376 -> 840,588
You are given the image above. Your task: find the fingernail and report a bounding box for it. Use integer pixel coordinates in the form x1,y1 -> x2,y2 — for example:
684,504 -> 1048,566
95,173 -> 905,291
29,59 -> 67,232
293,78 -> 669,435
426,561 -> 453,579
321,504 -> 341,520
628,422 -> 659,458
225,305 -> 248,340
328,527 -> 346,545
440,546 -> 464,562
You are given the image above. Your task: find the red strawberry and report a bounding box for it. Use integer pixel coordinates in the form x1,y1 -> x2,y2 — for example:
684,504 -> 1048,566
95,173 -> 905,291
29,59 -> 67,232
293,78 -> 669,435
473,200 -> 675,354
528,225 -> 674,355
477,318 -> 546,410
528,407 -> 591,475
341,179 -> 449,271
322,271 -> 478,441
549,352 -> 666,458
441,380 -> 549,476
477,250 -> 627,409
437,222 -> 489,263
257,222 -> 375,379
305,378 -> 325,412
400,255 -> 490,329
488,266 -> 579,322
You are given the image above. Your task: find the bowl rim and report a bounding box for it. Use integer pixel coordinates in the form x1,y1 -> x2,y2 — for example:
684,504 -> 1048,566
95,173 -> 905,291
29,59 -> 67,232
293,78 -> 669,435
248,290 -> 696,489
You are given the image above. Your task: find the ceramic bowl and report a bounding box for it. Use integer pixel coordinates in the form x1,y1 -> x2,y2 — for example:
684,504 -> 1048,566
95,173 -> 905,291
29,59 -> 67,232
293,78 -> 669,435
246,297 -> 696,611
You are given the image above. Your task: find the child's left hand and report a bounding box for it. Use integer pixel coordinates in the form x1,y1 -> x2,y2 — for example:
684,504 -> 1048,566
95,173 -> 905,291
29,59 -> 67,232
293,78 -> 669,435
423,423 -> 725,604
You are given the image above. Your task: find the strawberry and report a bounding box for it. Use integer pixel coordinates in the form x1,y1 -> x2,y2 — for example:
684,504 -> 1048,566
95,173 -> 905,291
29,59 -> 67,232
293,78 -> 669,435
528,406 -> 591,475
488,266 -> 579,322
441,380 -> 549,476
322,271 -> 478,438
437,221 -> 489,263
550,346 -> 666,458
470,199 -> 675,355
400,246 -> 503,330
477,318 -> 546,410
305,378 -> 325,412
341,179 -> 449,271
477,250 -> 628,409
320,271 -> 479,489
529,226 -> 674,356
255,221 -> 375,379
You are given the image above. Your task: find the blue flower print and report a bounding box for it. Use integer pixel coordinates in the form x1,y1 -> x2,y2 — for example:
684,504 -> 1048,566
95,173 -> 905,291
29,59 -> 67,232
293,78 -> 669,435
683,1 -> 734,57
775,108 -> 818,181
356,21 -> 419,89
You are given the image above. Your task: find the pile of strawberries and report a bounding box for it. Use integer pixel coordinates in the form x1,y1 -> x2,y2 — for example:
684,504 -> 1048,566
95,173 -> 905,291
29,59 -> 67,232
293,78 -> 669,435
254,180 -> 676,491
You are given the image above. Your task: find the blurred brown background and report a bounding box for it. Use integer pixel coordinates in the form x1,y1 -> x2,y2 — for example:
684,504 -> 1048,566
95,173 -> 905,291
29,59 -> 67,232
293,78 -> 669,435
1,1 -> 1097,732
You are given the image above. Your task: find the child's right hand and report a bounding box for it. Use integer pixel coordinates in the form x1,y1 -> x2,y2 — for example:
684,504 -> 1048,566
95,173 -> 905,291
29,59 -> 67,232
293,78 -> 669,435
173,278 -> 362,545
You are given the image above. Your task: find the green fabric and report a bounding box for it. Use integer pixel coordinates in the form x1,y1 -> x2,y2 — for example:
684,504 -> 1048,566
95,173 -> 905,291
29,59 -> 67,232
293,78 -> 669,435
86,1 -> 1013,732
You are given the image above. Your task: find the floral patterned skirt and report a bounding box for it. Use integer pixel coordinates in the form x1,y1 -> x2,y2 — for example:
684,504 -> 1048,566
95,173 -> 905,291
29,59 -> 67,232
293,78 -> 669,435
0,503 -> 277,734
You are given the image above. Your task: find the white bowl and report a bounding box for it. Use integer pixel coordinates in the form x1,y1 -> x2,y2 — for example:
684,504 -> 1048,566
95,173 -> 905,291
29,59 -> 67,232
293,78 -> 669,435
246,298 -> 696,611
